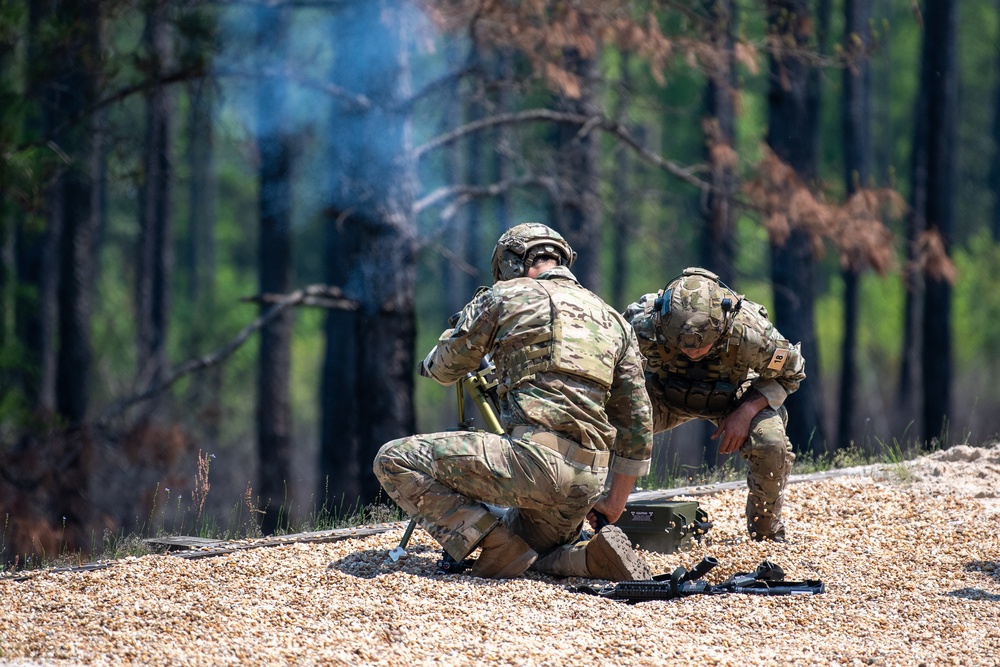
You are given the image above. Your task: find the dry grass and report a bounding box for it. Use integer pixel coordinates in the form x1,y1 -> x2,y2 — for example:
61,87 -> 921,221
2,445 -> 998,666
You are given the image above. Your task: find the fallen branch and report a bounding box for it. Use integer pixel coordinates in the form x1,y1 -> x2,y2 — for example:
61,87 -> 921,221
96,284 -> 358,427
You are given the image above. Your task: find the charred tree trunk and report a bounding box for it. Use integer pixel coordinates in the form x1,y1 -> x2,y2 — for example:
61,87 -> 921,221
53,0 -> 102,548
839,0 -> 872,450
872,0 -> 894,187
993,0 -> 1000,244
8,0 -> 103,559
17,0 -> 60,415
898,84 -> 927,440
700,0 -> 738,288
494,48 -> 514,236
182,50 -> 220,447
442,40 -> 467,319
464,64 -> 485,297
0,20 -> 15,356
320,0 -> 416,510
185,80 -> 217,310
255,5 -> 294,535
765,0 -> 827,457
136,0 -> 175,407
918,0 -> 957,447
610,58 -> 635,312
554,50 -> 601,292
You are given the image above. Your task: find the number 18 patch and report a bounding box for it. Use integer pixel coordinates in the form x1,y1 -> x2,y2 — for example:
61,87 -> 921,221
767,347 -> 789,371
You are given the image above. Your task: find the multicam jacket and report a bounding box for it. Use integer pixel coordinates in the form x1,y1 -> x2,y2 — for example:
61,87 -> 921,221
422,266 -> 653,477
623,292 -> 806,416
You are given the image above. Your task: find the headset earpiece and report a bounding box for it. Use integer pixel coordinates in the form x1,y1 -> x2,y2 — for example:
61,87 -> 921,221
655,289 -> 673,317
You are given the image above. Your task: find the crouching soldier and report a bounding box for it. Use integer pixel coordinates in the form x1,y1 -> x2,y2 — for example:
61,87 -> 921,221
624,267 -> 805,541
374,223 -> 654,580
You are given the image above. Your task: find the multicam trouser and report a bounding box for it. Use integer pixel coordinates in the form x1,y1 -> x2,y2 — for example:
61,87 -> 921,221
652,401 -> 795,540
373,430 -> 606,568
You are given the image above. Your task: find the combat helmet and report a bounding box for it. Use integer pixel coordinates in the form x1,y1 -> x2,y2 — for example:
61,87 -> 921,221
490,223 -> 577,282
654,267 -> 743,351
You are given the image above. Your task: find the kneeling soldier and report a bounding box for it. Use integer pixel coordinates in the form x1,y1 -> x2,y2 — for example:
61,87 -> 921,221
374,223 -> 654,580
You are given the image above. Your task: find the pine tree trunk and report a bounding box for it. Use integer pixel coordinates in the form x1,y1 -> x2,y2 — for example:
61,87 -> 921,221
839,0 -> 872,450
494,48 -> 514,236
136,0 -> 175,405
765,0 -> 828,457
700,0 -> 738,288
918,0 -> 957,447
464,64 -> 485,298
255,5 -> 294,535
554,50 -> 601,292
898,81 -> 927,439
610,57 -> 634,312
442,39 -> 467,319
186,80 -> 217,310
991,0 -> 1000,242
43,0 -> 102,550
320,0 -> 416,510
0,28 -> 13,352
18,0 -> 59,414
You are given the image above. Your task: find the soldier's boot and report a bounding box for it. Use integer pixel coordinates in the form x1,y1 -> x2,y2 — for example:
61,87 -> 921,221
584,525 -> 652,581
532,543 -> 589,577
470,524 -> 538,579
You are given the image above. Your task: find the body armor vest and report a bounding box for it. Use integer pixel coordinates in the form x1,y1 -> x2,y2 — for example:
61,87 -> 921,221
494,279 -> 619,396
655,332 -> 751,415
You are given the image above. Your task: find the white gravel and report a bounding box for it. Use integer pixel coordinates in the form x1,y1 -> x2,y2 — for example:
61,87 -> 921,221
2,443 -> 998,666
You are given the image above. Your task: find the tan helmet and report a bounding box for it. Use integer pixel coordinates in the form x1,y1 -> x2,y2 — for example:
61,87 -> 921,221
654,267 -> 742,351
490,223 -> 577,282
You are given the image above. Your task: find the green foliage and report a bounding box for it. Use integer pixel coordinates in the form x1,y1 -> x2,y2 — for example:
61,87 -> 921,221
953,229 -> 1000,371
955,0 -> 1000,241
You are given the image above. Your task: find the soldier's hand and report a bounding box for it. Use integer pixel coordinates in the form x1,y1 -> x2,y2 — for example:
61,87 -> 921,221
588,496 -> 627,529
714,390 -> 770,454
712,407 -> 753,454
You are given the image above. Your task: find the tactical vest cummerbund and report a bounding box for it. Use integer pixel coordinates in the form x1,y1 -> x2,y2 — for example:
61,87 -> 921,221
662,374 -> 738,415
495,279 -> 619,395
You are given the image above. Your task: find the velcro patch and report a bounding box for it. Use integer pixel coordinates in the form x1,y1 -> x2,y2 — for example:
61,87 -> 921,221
767,347 -> 789,371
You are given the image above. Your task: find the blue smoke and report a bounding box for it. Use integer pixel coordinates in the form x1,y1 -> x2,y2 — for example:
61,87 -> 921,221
213,0 -> 447,228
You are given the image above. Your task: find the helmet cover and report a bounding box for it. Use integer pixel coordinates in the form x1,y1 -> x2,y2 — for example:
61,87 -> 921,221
656,267 -> 738,351
490,223 -> 577,282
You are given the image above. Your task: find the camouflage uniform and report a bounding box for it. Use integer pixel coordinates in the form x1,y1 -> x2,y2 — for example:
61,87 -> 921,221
624,270 -> 805,540
374,265 -> 653,570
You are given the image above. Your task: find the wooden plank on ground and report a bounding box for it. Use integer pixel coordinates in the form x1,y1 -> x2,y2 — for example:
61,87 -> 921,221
167,524 -> 402,559
145,536 -> 229,551
628,464 -> 880,502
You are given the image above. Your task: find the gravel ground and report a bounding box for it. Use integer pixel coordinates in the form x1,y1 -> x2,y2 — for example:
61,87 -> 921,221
2,443 -> 998,667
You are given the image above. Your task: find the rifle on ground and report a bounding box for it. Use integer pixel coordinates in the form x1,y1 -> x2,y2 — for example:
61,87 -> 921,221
577,557 -> 824,602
